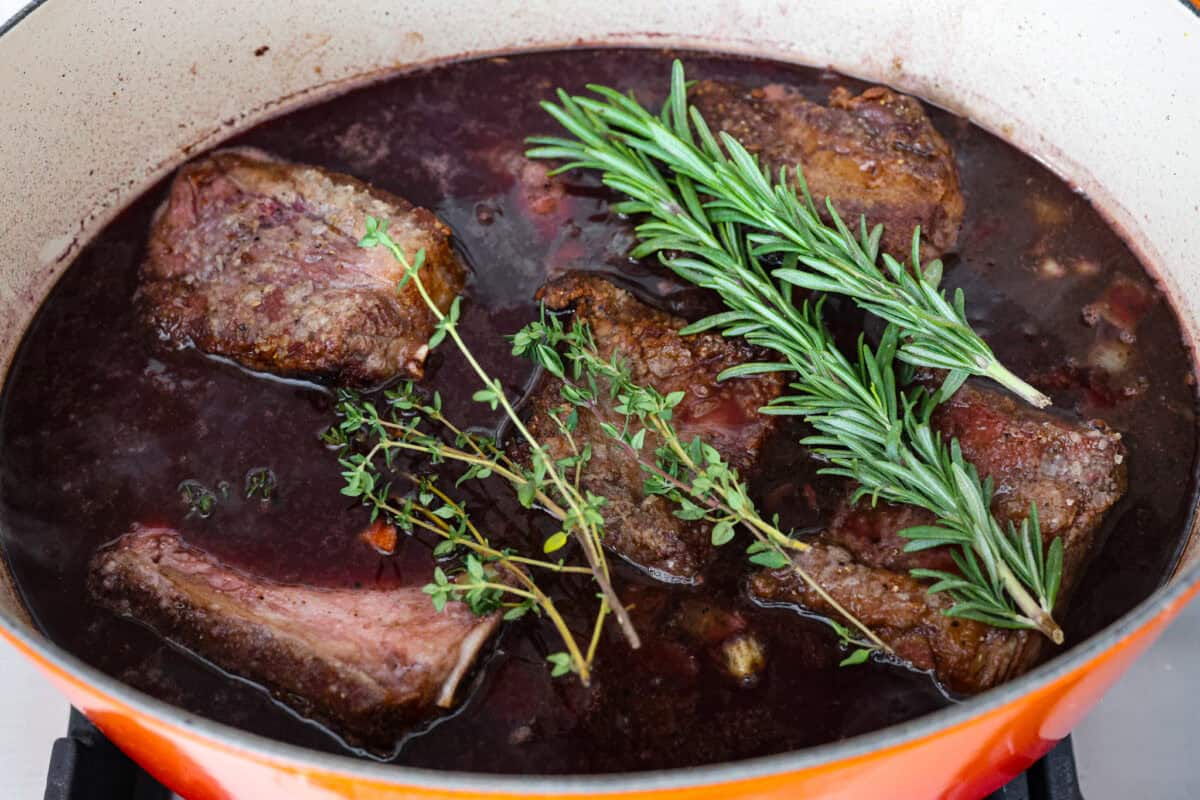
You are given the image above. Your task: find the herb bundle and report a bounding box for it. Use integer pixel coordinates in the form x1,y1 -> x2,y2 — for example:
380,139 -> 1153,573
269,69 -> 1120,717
528,62 -> 1064,641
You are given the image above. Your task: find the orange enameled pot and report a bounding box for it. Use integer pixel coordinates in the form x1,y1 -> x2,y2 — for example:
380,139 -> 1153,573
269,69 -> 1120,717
2,1 -> 1199,799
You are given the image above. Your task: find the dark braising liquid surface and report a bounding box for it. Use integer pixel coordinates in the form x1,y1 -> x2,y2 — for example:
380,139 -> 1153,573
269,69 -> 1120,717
0,49 -> 1195,773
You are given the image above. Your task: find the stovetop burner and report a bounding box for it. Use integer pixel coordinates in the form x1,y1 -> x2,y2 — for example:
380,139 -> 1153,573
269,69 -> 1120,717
44,709 -> 1084,799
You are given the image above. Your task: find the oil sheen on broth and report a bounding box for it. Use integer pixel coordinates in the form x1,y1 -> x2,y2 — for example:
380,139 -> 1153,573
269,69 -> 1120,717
0,49 -> 1195,773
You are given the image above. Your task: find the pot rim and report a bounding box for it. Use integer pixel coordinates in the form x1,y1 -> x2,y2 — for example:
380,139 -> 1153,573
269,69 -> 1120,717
3,554 -> 1196,794
1,0 -> 1199,793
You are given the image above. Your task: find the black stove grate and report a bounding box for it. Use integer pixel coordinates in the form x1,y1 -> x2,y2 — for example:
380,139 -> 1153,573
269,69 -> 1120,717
45,708 -> 1083,799
987,737 -> 1084,800
45,710 -> 174,800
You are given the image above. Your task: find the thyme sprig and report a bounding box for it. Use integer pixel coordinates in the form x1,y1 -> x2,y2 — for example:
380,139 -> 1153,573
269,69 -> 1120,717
527,59 -> 1050,409
511,310 -> 888,658
332,411 -> 598,680
343,218 -> 642,681
527,65 -> 1064,642
328,385 -> 595,585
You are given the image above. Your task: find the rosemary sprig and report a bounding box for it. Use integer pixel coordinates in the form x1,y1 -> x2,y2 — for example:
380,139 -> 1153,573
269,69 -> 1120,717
511,310 -> 889,659
527,59 -> 1050,409
760,308 -> 1063,640
344,217 -> 643,681
527,67 -> 1064,642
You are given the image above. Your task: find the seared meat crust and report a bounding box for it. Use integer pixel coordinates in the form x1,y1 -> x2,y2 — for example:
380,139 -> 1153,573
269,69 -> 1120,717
690,80 -> 965,258
89,526 -> 498,750
138,147 -> 465,387
752,544 -> 1036,693
752,380 -> 1126,693
515,273 -> 783,581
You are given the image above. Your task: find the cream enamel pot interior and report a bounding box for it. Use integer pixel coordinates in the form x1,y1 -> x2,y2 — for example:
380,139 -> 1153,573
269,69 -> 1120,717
1,1 -> 1199,798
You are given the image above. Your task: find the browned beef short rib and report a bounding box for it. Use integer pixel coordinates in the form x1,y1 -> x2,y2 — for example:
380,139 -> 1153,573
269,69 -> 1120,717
752,380 -> 1126,693
88,526 -> 498,749
138,147 -> 465,387
512,273 -> 783,582
689,80 -> 965,258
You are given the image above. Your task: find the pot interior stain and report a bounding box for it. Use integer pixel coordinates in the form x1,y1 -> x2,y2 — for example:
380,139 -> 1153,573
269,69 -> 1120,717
0,48 -> 1196,773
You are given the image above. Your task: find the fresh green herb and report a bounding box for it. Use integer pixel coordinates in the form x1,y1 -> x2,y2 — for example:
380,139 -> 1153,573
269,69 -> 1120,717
178,479 -> 218,519
332,383 -> 609,681
839,647 -> 872,668
777,315 -> 1063,637
546,651 -> 574,678
512,310 -> 888,656
343,447 -> 594,659
340,216 -> 643,683
526,60 -> 1049,410
826,618 -> 879,668
528,63 -> 1064,642
244,467 -> 277,501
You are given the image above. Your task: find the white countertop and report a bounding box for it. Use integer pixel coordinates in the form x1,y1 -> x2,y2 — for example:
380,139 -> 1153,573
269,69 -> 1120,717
0,1 -> 1197,797
0,646 -> 68,798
